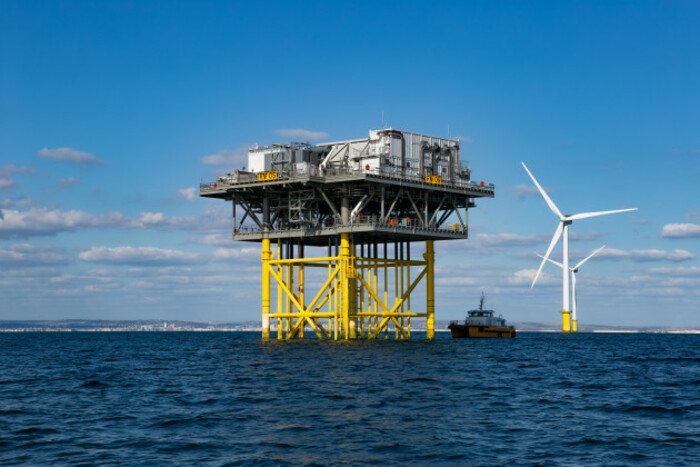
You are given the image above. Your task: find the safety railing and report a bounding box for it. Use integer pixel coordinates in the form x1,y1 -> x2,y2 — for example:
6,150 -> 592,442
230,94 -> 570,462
200,165 -> 495,193
234,215 -> 467,237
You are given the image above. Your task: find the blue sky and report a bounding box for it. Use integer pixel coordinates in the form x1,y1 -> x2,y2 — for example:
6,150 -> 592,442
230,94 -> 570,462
1,0 -> 698,326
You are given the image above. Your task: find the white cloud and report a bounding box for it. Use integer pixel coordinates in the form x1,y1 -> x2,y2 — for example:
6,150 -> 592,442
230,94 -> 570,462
0,178 -> 15,189
474,232 -> 547,247
0,244 -> 67,267
274,129 -> 328,141
200,146 -> 248,166
507,269 -> 559,286
660,223 -> 700,238
436,276 -> 479,286
177,187 -> 197,200
568,232 -> 604,241
0,197 -> 31,209
598,248 -> 694,262
438,230 -> 605,257
0,165 -> 34,191
211,247 -> 260,261
0,165 -> 35,177
57,176 -> 79,188
0,206 -> 230,238
513,184 -> 551,199
647,266 -> 700,277
78,246 -> 199,266
0,207 -> 127,237
193,233 -> 233,246
49,274 -> 74,283
440,231 -> 602,255
133,209 -> 229,232
37,147 -> 105,165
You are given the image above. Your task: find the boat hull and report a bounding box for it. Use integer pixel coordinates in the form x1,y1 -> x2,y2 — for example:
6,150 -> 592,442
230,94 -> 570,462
448,324 -> 516,338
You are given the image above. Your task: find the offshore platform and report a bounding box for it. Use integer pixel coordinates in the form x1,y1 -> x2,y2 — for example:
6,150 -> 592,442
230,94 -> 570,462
200,129 -> 494,340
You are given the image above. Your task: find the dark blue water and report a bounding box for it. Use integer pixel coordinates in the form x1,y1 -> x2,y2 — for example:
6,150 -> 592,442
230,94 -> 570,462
1,332 -> 698,466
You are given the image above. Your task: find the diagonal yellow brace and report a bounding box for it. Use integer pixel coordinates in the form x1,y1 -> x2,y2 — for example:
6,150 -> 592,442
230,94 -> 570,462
312,295 -> 330,314
356,274 -> 389,313
305,266 -> 340,314
390,317 -> 409,338
284,268 -> 338,339
388,267 -> 427,314
309,317 -> 331,339
268,267 -> 305,314
288,313 -> 326,340
286,315 -> 308,339
286,293 -> 333,338
369,316 -> 392,339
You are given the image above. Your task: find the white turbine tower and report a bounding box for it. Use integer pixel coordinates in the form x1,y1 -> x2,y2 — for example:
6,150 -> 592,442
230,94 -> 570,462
521,162 -> 637,333
539,245 -> 606,333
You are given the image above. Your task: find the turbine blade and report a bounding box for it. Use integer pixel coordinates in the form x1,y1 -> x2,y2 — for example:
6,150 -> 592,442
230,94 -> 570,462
574,244 -> 607,269
567,208 -> 638,221
537,254 -> 564,268
531,222 -> 563,288
521,162 -> 563,220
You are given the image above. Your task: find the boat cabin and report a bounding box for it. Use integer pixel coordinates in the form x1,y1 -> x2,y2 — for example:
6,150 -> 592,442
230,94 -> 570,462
465,310 -> 508,328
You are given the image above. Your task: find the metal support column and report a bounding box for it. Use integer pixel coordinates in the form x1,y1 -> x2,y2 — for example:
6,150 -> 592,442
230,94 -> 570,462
261,237 -> 272,340
340,233 -> 351,339
425,240 -> 435,340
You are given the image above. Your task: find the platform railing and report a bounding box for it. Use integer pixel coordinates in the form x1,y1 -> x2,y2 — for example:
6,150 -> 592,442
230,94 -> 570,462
200,165 -> 495,193
235,215 -> 467,237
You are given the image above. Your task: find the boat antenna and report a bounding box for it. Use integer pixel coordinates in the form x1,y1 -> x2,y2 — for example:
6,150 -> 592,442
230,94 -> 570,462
479,291 -> 486,311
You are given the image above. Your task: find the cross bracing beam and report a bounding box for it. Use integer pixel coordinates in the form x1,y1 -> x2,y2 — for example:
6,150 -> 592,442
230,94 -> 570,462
316,187 -> 340,218
261,235 -> 435,340
451,199 -> 466,230
428,194 -> 448,226
238,200 -> 264,230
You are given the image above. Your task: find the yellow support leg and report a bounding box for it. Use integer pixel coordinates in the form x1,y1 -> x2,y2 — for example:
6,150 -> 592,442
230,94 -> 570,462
394,252 -> 399,339
299,261 -> 305,339
277,241 -> 282,340
562,310 -> 571,333
340,234 -> 351,340
572,319 -> 577,333
261,238 -> 271,340
383,254 -> 388,339
334,261 -> 339,340
373,258 -> 378,335
261,237 -> 435,341
400,258 -> 405,339
406,265 -> 411,339
425,240 -> 435,340
348,242 -> 357,339
328,259 -> 332,336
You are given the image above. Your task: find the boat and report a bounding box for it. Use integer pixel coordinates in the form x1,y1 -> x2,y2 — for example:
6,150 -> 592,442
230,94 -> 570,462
448,293 -> 516,338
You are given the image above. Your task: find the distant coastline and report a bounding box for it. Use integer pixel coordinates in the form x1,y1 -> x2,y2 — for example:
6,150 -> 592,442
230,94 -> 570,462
1,320 -> 698,334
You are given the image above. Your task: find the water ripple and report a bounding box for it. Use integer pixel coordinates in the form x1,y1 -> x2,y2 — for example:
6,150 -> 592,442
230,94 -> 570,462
0,332 -> 698,465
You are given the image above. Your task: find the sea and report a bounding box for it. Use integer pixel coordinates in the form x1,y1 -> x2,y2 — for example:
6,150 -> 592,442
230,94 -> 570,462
0,331 -> 698,466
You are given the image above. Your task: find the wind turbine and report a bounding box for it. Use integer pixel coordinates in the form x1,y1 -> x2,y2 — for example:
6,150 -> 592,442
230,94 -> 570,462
539,245 -> 606,333
521,162 -> 637,333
